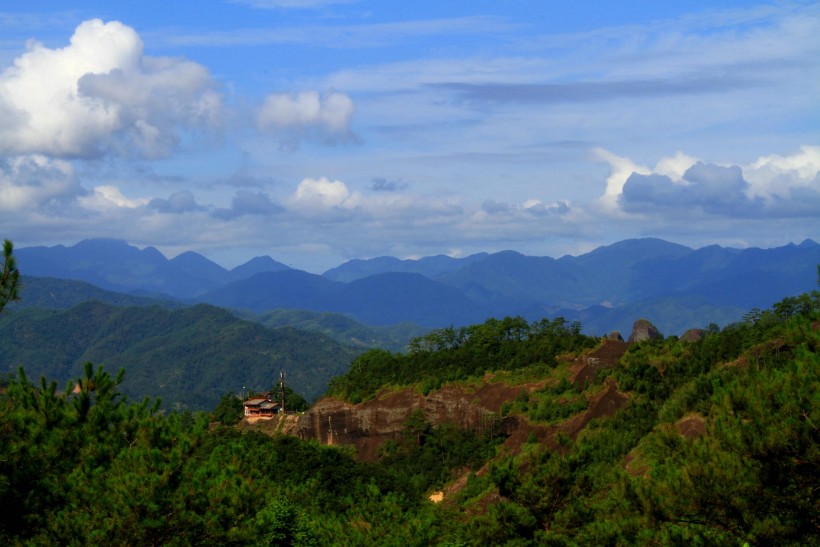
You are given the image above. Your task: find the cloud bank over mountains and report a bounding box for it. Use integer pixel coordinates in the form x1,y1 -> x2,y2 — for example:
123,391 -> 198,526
0,3 -> 817,272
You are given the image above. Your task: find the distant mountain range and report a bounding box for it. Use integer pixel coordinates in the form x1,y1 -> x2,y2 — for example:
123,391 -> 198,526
16,238 -> 290,299
14,237 -> 820,335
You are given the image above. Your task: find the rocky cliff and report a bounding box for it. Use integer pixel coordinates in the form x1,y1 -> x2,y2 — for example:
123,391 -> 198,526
294,320 -> 658,461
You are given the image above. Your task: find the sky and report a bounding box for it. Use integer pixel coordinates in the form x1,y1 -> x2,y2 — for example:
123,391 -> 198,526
0,1 -> 818,273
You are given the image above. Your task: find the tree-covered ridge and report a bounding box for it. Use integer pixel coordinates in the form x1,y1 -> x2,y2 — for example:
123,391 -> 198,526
453,291 -> 819,544
0,300 -> 363,408
251,307 -> 428,353
327,316 -> 597,403
0,362 -> 501,545
1,275 -> 817,543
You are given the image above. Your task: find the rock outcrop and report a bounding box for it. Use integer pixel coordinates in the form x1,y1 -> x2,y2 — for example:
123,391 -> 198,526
627,319 -> 662,344
569,338 -> 629,387
680,328 -> 707,343
294,381 -> 544,461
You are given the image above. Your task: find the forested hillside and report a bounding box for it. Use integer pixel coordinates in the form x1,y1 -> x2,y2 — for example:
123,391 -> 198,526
0,301 -> 362,407
251,308 -> 427,353
1,286 -> 817,545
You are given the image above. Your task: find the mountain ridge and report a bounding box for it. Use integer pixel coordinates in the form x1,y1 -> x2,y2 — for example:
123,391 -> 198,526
13,237 -> 820,334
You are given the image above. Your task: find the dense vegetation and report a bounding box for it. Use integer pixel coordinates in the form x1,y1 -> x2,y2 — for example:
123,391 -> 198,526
1,291 -> 817,544
1,242 -> 818,544
0,363 -> 502,545
327,316 -> 597,403
0,301 -> 363,408
251,308 -> 427,353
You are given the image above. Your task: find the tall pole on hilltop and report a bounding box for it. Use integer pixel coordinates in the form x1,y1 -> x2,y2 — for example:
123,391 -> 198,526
279,371 -> 286,414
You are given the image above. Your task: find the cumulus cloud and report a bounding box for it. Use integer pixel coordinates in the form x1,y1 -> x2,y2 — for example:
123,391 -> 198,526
0,19 -> 222,159
592,147 -> 651,214
257,89 -> 355,141
597,147 -> 820,219
79,185 -> 149,212
290,176 -> 352,209
213,190 -> 284,220
148,191 -> 204,214
744,145 -> 820,199
0,155 -> 84,212
480,197 -> 574,218
621,163 -> 762,216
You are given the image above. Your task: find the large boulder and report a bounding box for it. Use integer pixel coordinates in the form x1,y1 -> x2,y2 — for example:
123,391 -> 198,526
680,328 -> 707,343
627,319 -> 662,344
605,331 -> 624,342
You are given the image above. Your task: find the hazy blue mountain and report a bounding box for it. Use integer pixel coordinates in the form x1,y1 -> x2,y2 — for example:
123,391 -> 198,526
435,250 -> 584,308
201,270 -> 491,327
323,252 -> 489,282
16,239 -> 291,299
227,255 -> 291,282
16,239 -> 167,292
334,272 -> 491,326
13,237 -> 820,335
201,269 -> 341,312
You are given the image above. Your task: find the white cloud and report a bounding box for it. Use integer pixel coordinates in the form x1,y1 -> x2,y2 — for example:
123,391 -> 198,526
0,19 -> 222,159
595,146 -> 820,219
744,145 -> 820,199
592,148 -> 650,214
653,151 -> 698,181
290,176 -> 351,209
0,155 -> 82,212
257,89 -> 354,140
79,185 -> 149,211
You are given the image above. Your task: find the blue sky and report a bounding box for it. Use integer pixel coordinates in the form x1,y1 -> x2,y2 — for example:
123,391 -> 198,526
0,1 -> 818,272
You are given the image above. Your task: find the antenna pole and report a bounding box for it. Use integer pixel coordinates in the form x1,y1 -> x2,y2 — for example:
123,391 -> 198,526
279,371 -> 286,414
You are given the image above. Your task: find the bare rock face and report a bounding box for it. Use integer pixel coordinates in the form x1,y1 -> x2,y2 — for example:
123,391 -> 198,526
680,328 -> 707,343
606,331 -> 624,342
627,319 -> 662,344
569,339 -> 628,387
294,381 -> 544,461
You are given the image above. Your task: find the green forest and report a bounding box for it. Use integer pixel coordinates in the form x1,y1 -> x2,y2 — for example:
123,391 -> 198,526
1,240 -> 818,545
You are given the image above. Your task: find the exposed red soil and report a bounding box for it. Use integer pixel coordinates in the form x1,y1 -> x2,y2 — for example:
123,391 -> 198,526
294,340 -> 632,502
675,414 -> 706,439
559,379 -> 629,440
569,339 -> 628,387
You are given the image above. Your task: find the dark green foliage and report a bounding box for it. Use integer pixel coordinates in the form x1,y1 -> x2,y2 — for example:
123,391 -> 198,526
253,308 -> 427,353
0,239 -> 20,313
15,275 -> 179,310
281,385 -> 309,412
214,392 -> 244,424
328,316 -> 597,402
449,292 -> 820,545
253,498 -> 318,546
375,411 -> 503,502
0,287 -> 817,545
0,300 -> 363,408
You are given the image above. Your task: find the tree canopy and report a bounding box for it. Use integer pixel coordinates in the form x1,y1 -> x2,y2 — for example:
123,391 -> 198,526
0,239 -> 20,313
